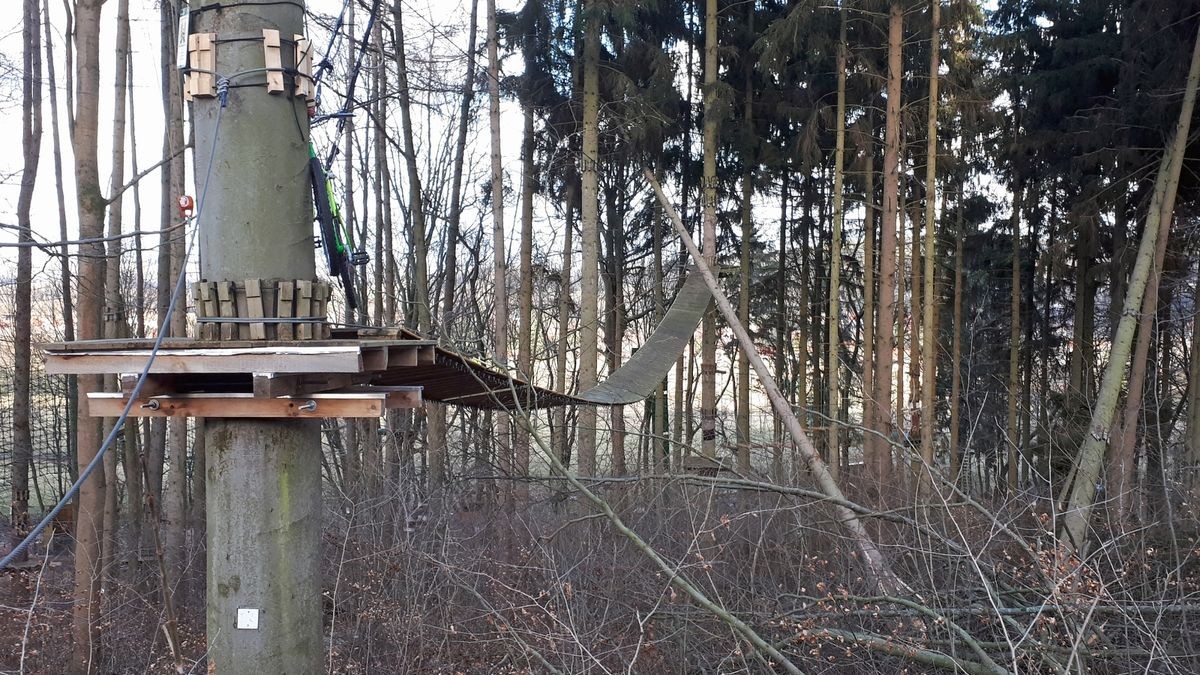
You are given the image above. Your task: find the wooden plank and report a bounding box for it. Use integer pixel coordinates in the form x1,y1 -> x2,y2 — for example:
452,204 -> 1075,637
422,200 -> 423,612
345,386 -> 423,409
388,345 -> 418,367
42,337 -> 439,351
245,279 -> 266,340
418,345 -> 437,366
295,280 -> 313,340
119,373 -> 175,398
234,283 -> 250,340
198,282 -> 217,340
45,345 -> 366,375
88,392 -> 387,418
362,346 -> 388,371
294,35 -> 315,102
316,283 -> 331,339
276,281 -> 295,341
191,282 -> 202,320
217,281 -> 236,341
252,373 -> 356,398
262,29 -> 284,93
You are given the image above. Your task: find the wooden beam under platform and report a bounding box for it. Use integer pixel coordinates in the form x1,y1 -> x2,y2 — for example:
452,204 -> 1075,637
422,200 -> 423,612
88,387 -> 422,419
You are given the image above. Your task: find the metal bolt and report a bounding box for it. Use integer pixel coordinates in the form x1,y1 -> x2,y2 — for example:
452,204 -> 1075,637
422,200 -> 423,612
141,400 -> 161,411
298,400 -> 317,412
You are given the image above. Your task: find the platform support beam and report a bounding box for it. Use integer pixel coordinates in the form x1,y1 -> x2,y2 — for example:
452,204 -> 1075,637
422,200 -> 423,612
191,1 -> 321,672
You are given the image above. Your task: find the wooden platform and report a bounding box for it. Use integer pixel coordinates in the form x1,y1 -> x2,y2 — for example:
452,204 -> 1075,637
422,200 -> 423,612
42,324 -> 594,414
43,334 -> 433,419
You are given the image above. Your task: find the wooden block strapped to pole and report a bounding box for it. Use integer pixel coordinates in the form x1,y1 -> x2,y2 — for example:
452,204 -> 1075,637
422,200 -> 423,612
294,35 -> 315,103
295,280 -> 313,340
185,33 -> 216,101
217,281 -> 236,341
234,282 -> 251,339
198,281 -> 218,340
276,280 -> 295,340
263,29 -> 285,93
246,279 -> 267,340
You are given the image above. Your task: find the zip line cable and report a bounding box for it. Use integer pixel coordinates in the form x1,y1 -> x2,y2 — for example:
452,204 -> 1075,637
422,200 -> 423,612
0,79 -> 232,571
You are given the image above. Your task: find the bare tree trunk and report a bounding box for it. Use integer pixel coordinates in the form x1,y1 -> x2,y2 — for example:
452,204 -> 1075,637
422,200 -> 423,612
156,0 -> 188,588
700,0 -> 719,460
861,138 -> 876,482
736,3 -> 755,475
775,168 -> 790,481
393,3 -> 430,333
950,182 -> 964,483
919,0 -> 940,495
1110,186 -> 1174,524
1061,23 -> 1200,550
604,188 -> 627,476
101,0 -> 131,591
826,7 -> 847,480
428,0 -> 478,487
907,204 -> 920,472
649,170 -> 904,594
45,0 -> 77,484
896,194 -> 906,437
1188,265 -> 1200,507
578,0 -> 601,475
486,0 -> 511,487
871,1 -> 902,490
516,99 -> 535,493
1007,184 -> 1022,493
553,183 -> 576,469
652,162 -> 668,472
123,50 -> 145,573
72,0 -> 108,669
10,0 -> 43,567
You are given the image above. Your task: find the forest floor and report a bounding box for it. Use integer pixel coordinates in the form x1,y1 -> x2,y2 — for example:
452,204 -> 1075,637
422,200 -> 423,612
4,487 -> 1200,673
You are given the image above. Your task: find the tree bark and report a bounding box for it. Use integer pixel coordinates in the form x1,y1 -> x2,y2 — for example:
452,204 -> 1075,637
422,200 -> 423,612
871,1 -> 902,490
1008,183 -> 1022,493
486,0 -> 511,484
648,170 -> 904,594
45,0 -> 77,485
578,0 -> 600,475
10,0 -> 43,567
71,0 -> 107,670
919,0 -> 940,494
516,95 -> 536,493
737,5 -> 755,475
1109,184 -> 1175,524
160,0 -> 188,587
700,0 -> 719,460
1060,22 -> 1200,550
827,7 -> 847,480
428,0 -> 478,486
553,182 -> 576,468
949,182 -> 964,483
101,0 -> 131,589
861,135 -> 876,482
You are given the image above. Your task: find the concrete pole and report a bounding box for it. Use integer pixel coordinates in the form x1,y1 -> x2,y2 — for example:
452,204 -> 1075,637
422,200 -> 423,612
190,2 -> 322,672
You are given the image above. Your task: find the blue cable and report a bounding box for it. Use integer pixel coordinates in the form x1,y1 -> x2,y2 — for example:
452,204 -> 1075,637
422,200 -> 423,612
1,81 -> 230,570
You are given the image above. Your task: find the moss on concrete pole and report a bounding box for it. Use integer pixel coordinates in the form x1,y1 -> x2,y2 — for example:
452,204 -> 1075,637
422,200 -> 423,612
190,1 -> 322,672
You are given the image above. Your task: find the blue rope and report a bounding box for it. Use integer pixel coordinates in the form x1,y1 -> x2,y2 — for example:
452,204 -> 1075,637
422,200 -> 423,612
0,84 -> 230,571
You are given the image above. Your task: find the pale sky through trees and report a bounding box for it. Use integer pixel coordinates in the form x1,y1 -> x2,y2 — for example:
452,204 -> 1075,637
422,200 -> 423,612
0,0 -> 532,272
